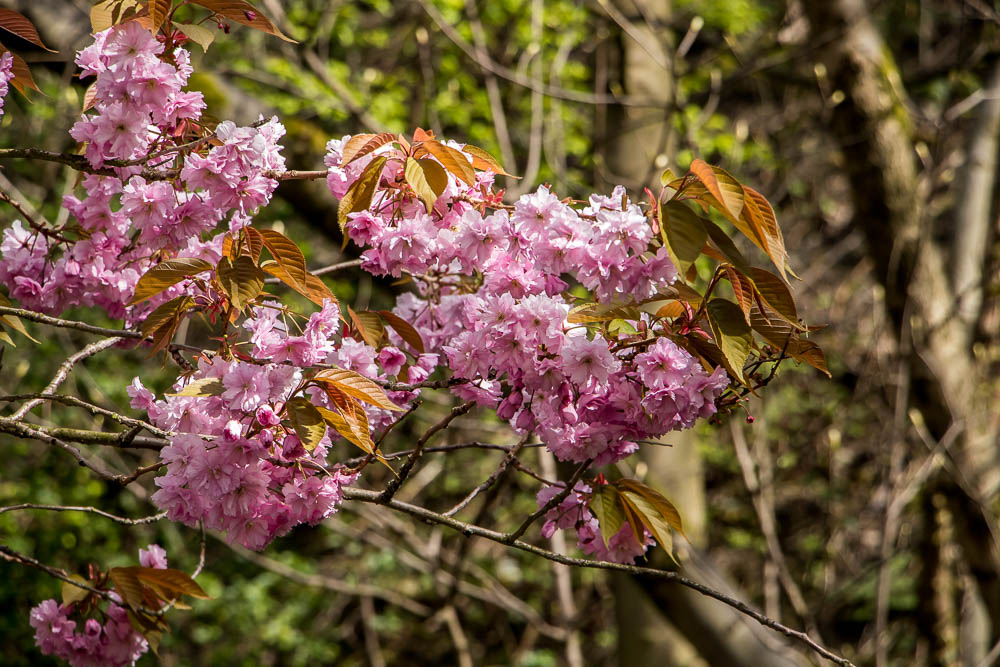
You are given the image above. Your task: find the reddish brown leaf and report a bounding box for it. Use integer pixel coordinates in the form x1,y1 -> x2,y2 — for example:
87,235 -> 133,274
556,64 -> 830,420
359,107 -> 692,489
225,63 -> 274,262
0,9 -> 54,51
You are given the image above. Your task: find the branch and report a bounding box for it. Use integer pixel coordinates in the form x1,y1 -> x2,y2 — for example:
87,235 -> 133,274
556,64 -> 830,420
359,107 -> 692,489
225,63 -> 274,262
0,544 -> 114,603
443,434 -> 530,517
0,393 -> 171,437
342,487 -> 857,667
504,458 -> 592,544
0,503 -> 166,525
378,400 -> 476,502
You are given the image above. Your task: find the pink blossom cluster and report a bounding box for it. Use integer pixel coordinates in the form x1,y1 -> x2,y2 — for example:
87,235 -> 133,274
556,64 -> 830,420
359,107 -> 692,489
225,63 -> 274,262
536,483 -> 652,564
29,545 -> 168,666
0,23 -> 284,319
327,139 -> 729,466
131,299 -> 431,550
0,50 -> 13,119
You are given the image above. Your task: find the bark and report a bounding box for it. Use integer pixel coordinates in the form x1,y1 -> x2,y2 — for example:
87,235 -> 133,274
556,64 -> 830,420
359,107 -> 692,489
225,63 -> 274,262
805,0 -> 1000,656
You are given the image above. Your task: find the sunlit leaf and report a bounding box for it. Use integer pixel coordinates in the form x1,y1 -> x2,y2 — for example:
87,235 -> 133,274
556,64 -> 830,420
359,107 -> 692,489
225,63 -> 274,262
619,490 -> 675,562
742,186 -> 788,279
343,132 -> 397,165
0,292 -> 39,343
347,306 -> 385,349
338,155 -> 387,233
688,159 -> 744,223
724,266 -> 754,325
0,48 -> 40,96
405,157 -> 447,213
167,377 -> 224,397
314,367 -> 404,412
148,0 -> 172,31
130,258 -> 213,305
216,255 -> 265,312
285,397 -> 327,452
589,485 -> 624,547
258,228 -> 306,288
423,140 -> 476,186
748,267 -> 799,327
662,201 -> 708,276
339,133 -> 376,165
462,144 -> 516,177
260,261 -> 336,308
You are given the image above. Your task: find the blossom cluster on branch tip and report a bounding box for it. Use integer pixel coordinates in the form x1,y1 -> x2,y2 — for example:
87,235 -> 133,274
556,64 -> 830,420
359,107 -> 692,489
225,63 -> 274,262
29,545 -> 168,667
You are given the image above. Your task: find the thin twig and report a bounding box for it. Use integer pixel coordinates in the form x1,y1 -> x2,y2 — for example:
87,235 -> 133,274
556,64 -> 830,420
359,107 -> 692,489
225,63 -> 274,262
0,393 -> 171,437
0,503 -> 166,525
444,434 -> 529,517
504,458 -> 592,544
342,487 -> 857,667
378,401 -> 476,502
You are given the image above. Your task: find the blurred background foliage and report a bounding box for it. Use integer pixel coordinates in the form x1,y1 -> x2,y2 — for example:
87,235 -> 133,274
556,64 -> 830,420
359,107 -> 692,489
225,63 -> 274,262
1,0 -> 999,665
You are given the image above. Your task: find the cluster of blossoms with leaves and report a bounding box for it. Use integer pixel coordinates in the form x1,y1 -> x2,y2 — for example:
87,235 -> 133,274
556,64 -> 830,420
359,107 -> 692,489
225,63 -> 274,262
0,3 -> 827,666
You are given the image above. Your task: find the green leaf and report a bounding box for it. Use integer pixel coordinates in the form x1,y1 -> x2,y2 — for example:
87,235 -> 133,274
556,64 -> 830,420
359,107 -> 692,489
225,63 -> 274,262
567,302 -> 641,324
338,155 -> 387,233
701,218 -> 752,275
258,228 -> 307,288
174,21 -> 215,50
589,485 -> 625,547
377,310 -> 425,354
607,319 -> 638,335
285,397 -> 327,452
216,255 -> 265,312
0,329 -> 15,347
167,377 -> 224,397
660,168 -> 676,187
314,368 -> 403,412
61,574 -> 90,607
662,201 -> 708,276
706,298 -> 753,384
405,157 -> 448,213
130,258 -> 213,305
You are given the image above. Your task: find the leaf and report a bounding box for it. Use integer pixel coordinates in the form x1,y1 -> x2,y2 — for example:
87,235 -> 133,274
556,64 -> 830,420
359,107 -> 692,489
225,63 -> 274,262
314,368 -> 403,412
616,491 -> 647,545
742,186 -> 788,279
662,201 -> 708,276
339,133 -> 375,165
701,217 -> 751,275
422,140 -> 476,186
216,255 -> 265,312
462,144 -> 516,177
0,292 -> 39,343
567,302 -> 641,324
724,266 -> 754,325
688,159 -> 744,224
0,49 -> 40,96
174,21 -> 215,50
189,0 -> 295,42
167,377 -> 224,397
130,258 -> 213,305
81,82 -> 98,111
260,261 -> 336,308
61,575 -> 90,607
258,228 -> 306,288
616,479 -> 685,536
133,567 -> 210,600
285,397 -> 327,452
91,0 -> 138,32
706,298 -> 753,384
337,155 -> 387,233
139,295 -> 192,337
405,157 -> 448,213
412,127 -> 435,142
748,267 -> 799,327
109,567 -> 145,610
343,132 -> 397,166
242,226 -> 263,263
0,329 -> 14,347
619,490 -> 675,561
749,305 -> 830,377
347,306 -> 385,348
316,404 -> 393,471
377,310 -> 424,354
148,0 -> 172,31
0,9 -> 54,51
589,485 -> 624,547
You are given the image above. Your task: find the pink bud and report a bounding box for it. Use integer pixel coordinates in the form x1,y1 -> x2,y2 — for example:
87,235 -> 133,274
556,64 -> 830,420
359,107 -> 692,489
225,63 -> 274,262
244,10 -> 257,21
746,415 -> 755,424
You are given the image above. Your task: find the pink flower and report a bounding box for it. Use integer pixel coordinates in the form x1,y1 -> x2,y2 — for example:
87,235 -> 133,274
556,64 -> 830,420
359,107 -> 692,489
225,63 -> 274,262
138,544 -> 168,569
560,336 -> 621,387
